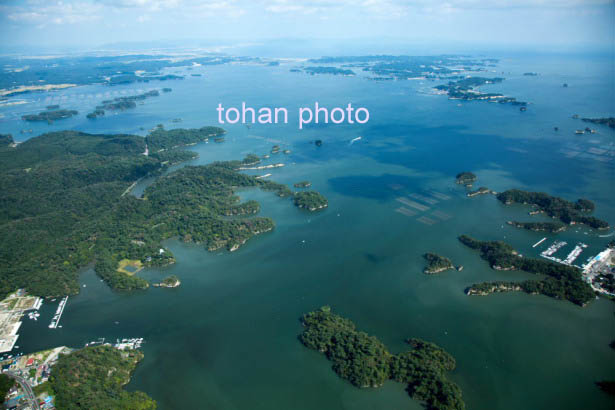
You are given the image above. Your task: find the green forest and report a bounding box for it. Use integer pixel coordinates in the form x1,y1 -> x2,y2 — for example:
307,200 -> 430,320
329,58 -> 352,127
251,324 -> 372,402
48,346 -> 156,410
300,306 -> 465,410
0,126 -> 296,298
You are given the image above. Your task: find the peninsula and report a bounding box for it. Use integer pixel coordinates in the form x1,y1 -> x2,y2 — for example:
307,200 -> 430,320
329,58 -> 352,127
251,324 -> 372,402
0,126 -> 294,298
48,345 -> 155,409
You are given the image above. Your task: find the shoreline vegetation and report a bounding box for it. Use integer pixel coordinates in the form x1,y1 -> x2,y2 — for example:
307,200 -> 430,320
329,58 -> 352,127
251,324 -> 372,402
458,235 -> 595,306
0,125 -> 296,298
300,306 -> 465,410
496,189 -> 609,229
507,221 -> 566,233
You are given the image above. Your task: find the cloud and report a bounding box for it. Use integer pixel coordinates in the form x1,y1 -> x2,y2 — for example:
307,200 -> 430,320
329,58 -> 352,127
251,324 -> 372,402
6,1 -> 103,25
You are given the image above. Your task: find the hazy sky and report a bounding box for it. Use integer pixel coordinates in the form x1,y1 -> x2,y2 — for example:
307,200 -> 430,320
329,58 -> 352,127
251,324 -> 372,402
0,0 -> 613,52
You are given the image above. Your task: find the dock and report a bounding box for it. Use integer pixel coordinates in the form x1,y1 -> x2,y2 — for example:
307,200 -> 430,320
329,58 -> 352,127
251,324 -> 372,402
532,237 -> 547,248
48,296 -> 68,329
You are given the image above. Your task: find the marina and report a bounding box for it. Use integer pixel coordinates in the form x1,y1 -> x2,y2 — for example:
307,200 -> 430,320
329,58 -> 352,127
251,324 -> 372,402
540,240 -> 567,257
538,240 -> 588,267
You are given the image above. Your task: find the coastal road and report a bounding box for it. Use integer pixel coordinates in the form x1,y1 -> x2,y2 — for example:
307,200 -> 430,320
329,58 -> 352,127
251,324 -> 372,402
5,371 -> 40,409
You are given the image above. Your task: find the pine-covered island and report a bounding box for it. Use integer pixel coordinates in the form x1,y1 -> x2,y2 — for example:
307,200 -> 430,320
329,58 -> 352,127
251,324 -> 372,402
300,306 -> 465,410
423,253 -> 456,274
293,191 -> 328,211
455,171 -> 477,186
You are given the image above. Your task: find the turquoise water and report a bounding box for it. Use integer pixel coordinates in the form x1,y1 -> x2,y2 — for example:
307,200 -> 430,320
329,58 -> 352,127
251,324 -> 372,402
2,54 -> 615,409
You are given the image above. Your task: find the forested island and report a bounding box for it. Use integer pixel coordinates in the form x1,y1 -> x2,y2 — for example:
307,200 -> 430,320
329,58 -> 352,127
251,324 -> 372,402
496,189 -> 609,229
507,221 -> 566,233
581,117 -> 615,129
86,90 -> 164,118
303,67 -> 355,76
459,235 -> 595,306
153,275 -> 181,288
467,187 -> 492,197
435,77 -> 526,106
293,191 -> 328,211
300,306 -> 464,410
293,181 -> 312,188
47,345 -> 156,409
22,109 -> 78,123
455,172 -> 477,186
423,253 -> 455,274
0,126 -> 293,298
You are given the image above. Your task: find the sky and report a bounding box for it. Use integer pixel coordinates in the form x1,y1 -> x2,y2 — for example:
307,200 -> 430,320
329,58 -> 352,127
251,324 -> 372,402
0,0 -> 614,53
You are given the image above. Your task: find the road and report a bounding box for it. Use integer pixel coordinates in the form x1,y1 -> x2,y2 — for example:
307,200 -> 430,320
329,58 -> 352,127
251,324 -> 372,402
4,371 -> 40,410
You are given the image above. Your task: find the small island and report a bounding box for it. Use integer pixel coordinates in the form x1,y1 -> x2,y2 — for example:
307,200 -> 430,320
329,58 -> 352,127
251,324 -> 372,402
293,181 -> 312,188
22,109 -> 78,123
153,274 -> 181,288
423,253 -> 455,274
300,306 -> 464,409
507,221 -> 566,233
455,171 -> 477,186
271,145 -> 281,154
467,186 -> 492,197
293,191 -> 328,211
86,109 -> 105,119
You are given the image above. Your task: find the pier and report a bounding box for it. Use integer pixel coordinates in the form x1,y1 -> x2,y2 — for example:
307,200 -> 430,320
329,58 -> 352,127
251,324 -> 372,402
532,237 -> 547,248
48,296 -> 68,329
